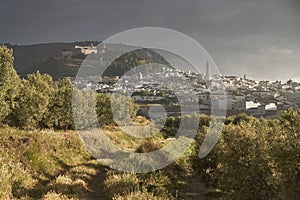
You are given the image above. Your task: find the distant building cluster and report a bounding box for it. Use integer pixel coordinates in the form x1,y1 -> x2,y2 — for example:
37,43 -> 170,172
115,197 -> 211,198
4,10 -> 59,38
75,44 -> 98,55
72,49 -> 300,118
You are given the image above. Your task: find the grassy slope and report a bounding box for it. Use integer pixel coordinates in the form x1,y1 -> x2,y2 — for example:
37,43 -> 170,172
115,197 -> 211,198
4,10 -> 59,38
0,126 -> 106,200
0,125 -> 218,200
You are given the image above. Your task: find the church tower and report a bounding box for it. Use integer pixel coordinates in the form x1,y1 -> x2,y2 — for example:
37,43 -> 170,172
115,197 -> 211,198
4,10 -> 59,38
205,61 -> 210,79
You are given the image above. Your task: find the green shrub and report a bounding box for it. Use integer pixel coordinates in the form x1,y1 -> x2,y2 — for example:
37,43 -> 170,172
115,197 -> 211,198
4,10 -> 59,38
0,45 -> 21,124
12,72 -> 53,129
216,120 -> 279,200
44,78 -> 74,130
96,93 -> 137,126
272,109 -> 300,198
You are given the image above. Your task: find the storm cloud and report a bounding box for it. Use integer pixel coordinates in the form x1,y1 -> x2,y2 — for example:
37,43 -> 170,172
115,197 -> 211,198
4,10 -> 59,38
0,0 -> 299,81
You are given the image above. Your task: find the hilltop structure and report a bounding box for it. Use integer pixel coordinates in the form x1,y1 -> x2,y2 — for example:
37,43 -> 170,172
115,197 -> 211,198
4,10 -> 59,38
75,44 -> 97,55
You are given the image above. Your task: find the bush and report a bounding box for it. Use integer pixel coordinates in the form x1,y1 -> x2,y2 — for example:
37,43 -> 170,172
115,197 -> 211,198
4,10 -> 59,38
136,139 -> 162,153
12,72 -> 53,129
216,119 -> 280,200
0,45 -> 21,124
224,113 -> 252,125
96,93 -> 137,126
72,91 -> 138,130
44,78 -> 74,130
272,109 -> 300,198
190,127 -> 219,187
191,113 -> 300,199
198,114 -> 211,128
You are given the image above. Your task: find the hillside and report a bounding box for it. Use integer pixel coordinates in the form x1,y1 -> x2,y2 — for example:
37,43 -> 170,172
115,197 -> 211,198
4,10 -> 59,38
9,42 -> 170,80
10,42 -> 97,79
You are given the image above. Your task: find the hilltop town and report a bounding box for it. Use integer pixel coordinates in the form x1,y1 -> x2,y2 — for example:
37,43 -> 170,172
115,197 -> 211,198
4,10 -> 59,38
74,58 -> 300,119
7,41 -> 299,119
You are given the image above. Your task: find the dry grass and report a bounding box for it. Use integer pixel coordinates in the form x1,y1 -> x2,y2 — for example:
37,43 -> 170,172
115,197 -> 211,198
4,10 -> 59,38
42,191 -> 77,200
102,126 -> 165,153
133,116 -> 150,125
0,148 -> 36,199
104,171 -> 140,197
112,190 -> 171,200
136,139 -> 162,153
0,127 -> 92,199
0,125 -> 195,200
47,175 -> 87,196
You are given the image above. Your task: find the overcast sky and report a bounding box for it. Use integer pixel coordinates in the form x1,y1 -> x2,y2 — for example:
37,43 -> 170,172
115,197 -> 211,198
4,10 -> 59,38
1,0 -> 299,81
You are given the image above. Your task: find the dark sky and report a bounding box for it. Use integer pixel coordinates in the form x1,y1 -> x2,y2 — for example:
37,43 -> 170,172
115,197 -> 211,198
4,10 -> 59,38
1,0 -> 299,81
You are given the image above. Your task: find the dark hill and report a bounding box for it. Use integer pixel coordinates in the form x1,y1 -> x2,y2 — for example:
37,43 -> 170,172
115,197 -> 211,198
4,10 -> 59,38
11,42 -> 98,79
9,42 -> 170,80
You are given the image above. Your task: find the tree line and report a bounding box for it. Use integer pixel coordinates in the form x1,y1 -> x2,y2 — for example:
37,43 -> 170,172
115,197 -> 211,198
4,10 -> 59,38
0,45 -> 137,130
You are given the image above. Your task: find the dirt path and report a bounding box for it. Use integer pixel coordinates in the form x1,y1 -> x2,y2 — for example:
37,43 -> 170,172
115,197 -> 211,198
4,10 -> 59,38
177,177 -> 206,200
177,175 -> 219,200
86,164 -> 109,200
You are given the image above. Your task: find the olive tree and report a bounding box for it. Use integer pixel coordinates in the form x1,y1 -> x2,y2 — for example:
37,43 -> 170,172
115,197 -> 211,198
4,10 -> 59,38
44,78 -> 74,130
13,72 -> 53,129
0,45 -> 20,124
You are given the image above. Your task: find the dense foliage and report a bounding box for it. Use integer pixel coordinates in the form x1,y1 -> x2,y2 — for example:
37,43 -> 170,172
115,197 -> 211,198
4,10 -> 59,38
192,113 -> 300,200
0,46 -> 20,123
0,45 -> 137,130
103,48 -> 170,77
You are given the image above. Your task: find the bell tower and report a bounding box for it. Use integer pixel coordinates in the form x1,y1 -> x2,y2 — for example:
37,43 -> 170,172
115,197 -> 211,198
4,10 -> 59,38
205,61 -> 210,79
